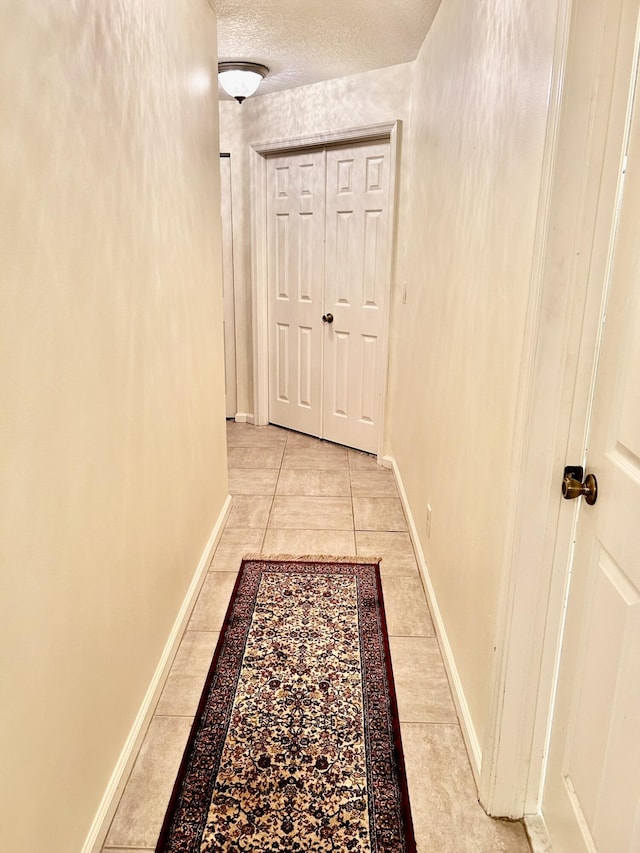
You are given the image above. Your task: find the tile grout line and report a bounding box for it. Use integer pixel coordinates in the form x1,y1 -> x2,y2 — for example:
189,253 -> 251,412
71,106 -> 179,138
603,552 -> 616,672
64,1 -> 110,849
388,632 -> 438,639
153,713 -> 197,720
348,448 -> 358,545
261,430 -> 287,543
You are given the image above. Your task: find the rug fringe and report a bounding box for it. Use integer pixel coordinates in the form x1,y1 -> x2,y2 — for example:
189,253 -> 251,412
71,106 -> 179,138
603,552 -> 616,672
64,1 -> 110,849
242,553 -> 382,565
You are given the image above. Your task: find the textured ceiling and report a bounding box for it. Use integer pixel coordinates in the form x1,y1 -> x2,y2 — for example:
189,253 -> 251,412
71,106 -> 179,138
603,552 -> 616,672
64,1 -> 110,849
213,0 -> 443,99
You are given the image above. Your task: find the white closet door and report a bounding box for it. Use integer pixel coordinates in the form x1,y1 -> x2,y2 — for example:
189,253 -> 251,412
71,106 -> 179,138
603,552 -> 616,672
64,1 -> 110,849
266,140 -> 392,453
267,150 -> 325,437
322,141 -> 391,453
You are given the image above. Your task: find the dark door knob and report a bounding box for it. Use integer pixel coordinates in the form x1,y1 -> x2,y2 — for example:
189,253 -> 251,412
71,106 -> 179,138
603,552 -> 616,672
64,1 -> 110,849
322,313 -> 334,324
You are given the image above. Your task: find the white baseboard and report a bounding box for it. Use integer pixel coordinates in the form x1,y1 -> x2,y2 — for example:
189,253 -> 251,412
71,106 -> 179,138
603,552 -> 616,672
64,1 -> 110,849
525,814 -> 554,852
234,413 -> 255,424
383,455 -> 483,785
82,495 -> 232,853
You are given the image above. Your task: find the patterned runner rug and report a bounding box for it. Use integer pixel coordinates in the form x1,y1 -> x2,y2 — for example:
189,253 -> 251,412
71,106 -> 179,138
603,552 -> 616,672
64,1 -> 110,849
156,556 -> 416,853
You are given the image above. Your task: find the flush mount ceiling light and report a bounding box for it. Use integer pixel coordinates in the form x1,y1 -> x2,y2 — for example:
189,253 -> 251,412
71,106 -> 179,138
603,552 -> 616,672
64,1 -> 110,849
218,61 -> 269,103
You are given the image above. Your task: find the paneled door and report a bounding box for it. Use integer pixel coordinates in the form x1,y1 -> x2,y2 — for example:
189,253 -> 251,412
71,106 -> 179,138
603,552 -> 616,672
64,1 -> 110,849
266,140 -> 392,453
542,54 -> 640,852
267,149 -> 325,437
322,141 -> 391,451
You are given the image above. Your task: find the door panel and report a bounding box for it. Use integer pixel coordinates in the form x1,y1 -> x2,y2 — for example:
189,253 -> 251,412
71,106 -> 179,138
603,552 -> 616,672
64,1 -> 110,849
323,141 -> 391,452
275,323 -> 290,403
267,151 -> 325,436
543,51 -> 640,852
297,325 -> 313,408
331,330 -> 350,418
359,334 -> 378,425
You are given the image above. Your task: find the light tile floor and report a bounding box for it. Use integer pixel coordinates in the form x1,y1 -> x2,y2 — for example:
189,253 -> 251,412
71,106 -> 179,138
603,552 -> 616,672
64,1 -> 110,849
102,422 -> 531,853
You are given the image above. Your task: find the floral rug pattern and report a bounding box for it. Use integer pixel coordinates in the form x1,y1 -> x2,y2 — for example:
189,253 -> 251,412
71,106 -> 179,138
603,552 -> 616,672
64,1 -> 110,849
156,558 -> 415,853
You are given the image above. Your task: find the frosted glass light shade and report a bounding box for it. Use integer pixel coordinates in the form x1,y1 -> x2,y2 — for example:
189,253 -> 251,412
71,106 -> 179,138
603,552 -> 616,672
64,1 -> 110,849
218,62 -> 268,103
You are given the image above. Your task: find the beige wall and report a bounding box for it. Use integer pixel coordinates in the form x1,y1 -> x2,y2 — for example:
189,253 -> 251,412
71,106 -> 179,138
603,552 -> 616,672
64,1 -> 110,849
0,2 -> 227,851
218,63 -> 413,415
386,0 -> 559,751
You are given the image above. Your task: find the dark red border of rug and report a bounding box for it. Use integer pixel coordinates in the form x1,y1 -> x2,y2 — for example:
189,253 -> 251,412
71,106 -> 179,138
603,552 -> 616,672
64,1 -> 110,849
155,557 -> 416,852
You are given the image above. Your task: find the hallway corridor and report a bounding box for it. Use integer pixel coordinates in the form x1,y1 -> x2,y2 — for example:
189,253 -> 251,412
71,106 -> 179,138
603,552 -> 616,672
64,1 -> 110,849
102,423 -> 531,852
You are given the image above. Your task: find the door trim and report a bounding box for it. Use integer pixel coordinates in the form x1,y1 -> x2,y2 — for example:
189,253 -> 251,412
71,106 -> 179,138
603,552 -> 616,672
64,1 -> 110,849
249,121 -> 400,459
220,154 -> 238,418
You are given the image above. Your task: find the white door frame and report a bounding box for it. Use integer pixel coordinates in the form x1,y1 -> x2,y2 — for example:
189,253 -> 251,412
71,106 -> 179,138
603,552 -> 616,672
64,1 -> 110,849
480,0 -> 640,822
249,121 -> 400,459
220,153 -> 237,419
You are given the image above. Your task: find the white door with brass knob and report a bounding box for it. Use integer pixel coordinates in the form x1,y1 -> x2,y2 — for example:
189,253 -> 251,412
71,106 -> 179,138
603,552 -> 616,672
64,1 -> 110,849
542,46 -> 640,852
266,140 -> 392,453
